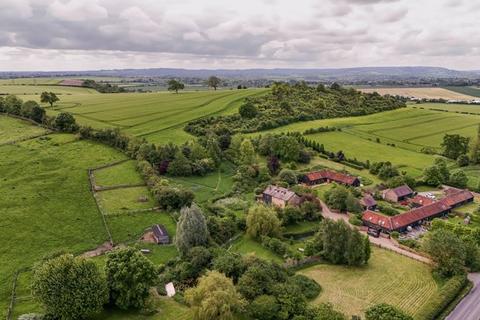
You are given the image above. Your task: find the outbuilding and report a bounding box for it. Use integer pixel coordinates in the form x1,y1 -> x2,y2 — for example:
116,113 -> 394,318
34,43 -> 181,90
383,185 -> 414,203
152,224 -> 170,245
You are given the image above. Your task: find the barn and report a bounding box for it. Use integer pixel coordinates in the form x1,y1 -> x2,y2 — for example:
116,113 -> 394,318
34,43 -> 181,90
152,224 -> 170,245
383,185 -> 414,203
304,170 -> 360,187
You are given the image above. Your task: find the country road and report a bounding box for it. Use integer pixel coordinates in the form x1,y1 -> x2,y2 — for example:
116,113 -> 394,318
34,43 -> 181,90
446,273 -> 480,320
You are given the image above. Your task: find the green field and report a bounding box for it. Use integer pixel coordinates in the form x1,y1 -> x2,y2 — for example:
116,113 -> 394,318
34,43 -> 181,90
0,115 -> 48,145
230,235 -> 283,263
0,132 -> 125,314
0,84 -> 97,95
443,86 -> 480,98
40,89 -> 267,144
97,186 -> 156,214
301,248 -> 441,318
94,160 -> 145,187
413,102 -> 480,115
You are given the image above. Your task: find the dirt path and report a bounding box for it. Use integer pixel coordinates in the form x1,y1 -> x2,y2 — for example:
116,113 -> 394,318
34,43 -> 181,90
320,201 -> 432,264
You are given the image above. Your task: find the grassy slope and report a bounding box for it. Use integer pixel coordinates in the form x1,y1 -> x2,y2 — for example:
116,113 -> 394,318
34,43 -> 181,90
0,133 -> 125,314
94,160 -> 145,187
0,84 -> 98,95
0,115 -> 48,145
300,248 -> 440,319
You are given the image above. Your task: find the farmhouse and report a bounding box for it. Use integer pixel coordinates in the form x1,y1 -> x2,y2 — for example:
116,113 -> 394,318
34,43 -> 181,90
360,194 -> 377,210
362,201 -> 451,233
304,170 -> 360,187
152,224 -> 170,244
383,185 -> 414,203
262,185 -> 301,208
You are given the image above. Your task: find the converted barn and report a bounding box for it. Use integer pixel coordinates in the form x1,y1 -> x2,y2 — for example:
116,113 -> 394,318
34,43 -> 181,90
152,224 -> 170,244
383,185 -> 414,203
440,189 -> 474,208
304,170 -> 360,187
262,185 -> 301,208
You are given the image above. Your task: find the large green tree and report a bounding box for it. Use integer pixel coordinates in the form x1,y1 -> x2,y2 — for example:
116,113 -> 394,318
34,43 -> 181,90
185,270 -> 245,320
423,229 -> 467,277
175,204 -> 209,255
32,254 -> 108,320
105,247 -> 157,309
441,134 -> 470,160
239,139 -> 256,165
40,91 -> 59,108
167,79 -> 185,93
246,204 -> 281,239
207,76 -> 221,90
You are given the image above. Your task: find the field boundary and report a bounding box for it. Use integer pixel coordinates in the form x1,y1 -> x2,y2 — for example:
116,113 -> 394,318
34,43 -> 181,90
88,168 -> 114,245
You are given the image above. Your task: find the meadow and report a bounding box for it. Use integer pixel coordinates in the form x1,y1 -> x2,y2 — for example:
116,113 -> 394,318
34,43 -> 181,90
359,87 -> 476,100
0,115 -> 48,145
300,248 -> 441,318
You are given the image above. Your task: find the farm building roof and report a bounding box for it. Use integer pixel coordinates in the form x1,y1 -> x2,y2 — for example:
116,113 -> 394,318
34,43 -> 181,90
59,79 -> 85,87
440,190 -> 474,207
389,185 -> 414,197
152,224 -> 169,238
362,210 -> 393,230
410,195 -> 436,207
305,170 -> 359,185
360,194 -> 377,208
390,202 -> 450,230
263,185 -> 297,201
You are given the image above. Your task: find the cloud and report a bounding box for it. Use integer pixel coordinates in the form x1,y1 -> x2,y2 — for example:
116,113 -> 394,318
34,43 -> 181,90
0,0 -> 478,70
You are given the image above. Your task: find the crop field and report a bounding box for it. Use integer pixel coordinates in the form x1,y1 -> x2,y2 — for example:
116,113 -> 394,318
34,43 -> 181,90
359,87 -> 476,100
300,248 -> 441,318
0,115 -> 48,145
0,84 -> 98,95
0,132 -> 125,314
443,86 -> 480,98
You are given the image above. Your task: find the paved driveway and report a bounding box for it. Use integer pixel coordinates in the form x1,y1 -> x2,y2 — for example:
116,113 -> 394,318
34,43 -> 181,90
446,273 -> 480,320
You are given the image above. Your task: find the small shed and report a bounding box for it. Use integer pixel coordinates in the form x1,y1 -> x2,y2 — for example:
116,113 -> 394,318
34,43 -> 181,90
152,224 -> 170,245
165,282 -> 176,297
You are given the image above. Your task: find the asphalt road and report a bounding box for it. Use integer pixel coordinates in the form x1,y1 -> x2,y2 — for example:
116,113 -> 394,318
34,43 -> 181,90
446,273 -> 480,320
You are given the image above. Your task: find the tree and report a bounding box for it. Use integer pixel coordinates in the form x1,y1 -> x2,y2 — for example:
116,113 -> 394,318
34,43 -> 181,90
185,271 -> 245,320
278,169 -> 298,185
470,124 -> 480,164
246,204 -> 281,238
239,101 -> 258,118
212,252 -> 246,283
271,135 -> 301,162
167,150 -> 192,176
32,254 -> 107,320
324,185 -> 350,212
247,295 -> 279,320
40,91 -> 59,107
167,79 -> 185,93
365,303 -> 413,320
153,185 -> 194,210
176,204 -> 209,255
267,155 -> 281,176
441,134 -> 470,160
423,158 -> 450,186
457,154 -> 470,167
31,105 -> 46,123
423,229 -> 467,277
206,137 -> 222,166
105,247 -> 157,309
207,76 -> 221,90
54,112 -> 78,132
449,170 -> 468,188
239,139 -> 256,165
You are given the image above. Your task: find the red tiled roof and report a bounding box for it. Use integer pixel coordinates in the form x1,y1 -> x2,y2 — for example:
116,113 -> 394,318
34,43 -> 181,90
390,185 -> 414,197
410,195 -> 436,206
440,190 -> 474,207
362,210 -> 393,230
390,202 -> 450,230
305,170 -> 358,185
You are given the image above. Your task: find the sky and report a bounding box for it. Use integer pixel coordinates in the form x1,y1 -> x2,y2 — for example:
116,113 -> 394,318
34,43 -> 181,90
0,0 -> 478,71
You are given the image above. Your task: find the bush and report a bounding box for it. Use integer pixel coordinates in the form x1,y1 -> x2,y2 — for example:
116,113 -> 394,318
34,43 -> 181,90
261,236 -> 289,256
153,185 -> 194,211
349,215 -> 362,226
365,303 -> 413,320
278,169 -> 298,185
289,274 -> 321,299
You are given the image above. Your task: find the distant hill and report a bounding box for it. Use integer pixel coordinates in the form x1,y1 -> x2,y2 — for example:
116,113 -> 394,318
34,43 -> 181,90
1,66 -> 480,82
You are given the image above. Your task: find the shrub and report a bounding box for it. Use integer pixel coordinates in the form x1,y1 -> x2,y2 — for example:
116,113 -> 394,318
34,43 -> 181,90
278,169 -> 298,185
365,303 -> 413,320
289,274 -> 321,299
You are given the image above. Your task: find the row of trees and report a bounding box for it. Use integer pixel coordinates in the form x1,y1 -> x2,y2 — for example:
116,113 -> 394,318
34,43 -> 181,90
423,158 -> 469,188
32,248 -> 157,319
167,76 -> 221,93
441,127 -> 480,166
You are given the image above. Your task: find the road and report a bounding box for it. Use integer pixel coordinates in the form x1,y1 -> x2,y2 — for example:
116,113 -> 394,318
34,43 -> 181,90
446,273 -> 480,320
320,201 -> 431,264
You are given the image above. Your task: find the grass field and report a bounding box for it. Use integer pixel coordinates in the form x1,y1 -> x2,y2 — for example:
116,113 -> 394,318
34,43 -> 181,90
0,115 -> 48,145
0,84 -> 97,95
0,132 -> 126,315
359,87 -> 476,100
230,235 -> 283,263
300,248 -> 441,318
97,186 -> 156,214
40,89 -> 267,144
413,102 -> 480,115
94,160 -> 145,187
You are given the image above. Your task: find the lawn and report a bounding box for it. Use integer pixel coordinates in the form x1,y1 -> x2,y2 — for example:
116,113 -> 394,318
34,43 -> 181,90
230,235 -> 283,263
300,248 -> 441,319
0,133 -> 126,315
94,160 -> 145,187
0,115 -> 48,145
96,186 -> 156,214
